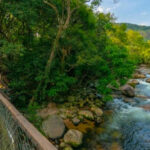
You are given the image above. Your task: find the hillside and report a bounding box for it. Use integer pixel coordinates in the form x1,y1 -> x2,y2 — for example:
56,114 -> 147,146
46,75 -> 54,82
125,23 -> 150,31
120,23 -> 150,40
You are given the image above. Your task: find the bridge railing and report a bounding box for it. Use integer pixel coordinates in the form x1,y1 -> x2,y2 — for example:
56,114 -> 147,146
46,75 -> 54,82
0,92 -> 57,150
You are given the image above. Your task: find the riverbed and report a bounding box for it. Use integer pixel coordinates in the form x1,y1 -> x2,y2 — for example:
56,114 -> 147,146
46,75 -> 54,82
80,65 -> 150,150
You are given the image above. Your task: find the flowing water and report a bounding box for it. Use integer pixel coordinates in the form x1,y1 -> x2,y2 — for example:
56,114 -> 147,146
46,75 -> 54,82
1,66 -> 150,150
81,66 -> 150,150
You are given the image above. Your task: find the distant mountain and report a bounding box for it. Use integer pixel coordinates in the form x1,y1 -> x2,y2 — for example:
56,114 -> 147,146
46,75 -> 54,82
119,23 -> 150,40
124,23 -> 150,31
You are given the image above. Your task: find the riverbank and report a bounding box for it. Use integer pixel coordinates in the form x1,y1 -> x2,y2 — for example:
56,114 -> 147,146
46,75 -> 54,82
0,64 -> 149,150
79,64 -> 150,150
33,64 -> 150,150
36,96 -> 104,150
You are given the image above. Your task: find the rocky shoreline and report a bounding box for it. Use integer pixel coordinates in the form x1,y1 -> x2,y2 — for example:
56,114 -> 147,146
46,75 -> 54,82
37,64 -> 150,150
38,102 -> 104,150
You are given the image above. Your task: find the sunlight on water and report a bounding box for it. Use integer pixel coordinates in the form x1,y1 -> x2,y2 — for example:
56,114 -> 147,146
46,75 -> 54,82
106,74 -> 150,150
136,80 -> 150,97
81,69 -> 150,150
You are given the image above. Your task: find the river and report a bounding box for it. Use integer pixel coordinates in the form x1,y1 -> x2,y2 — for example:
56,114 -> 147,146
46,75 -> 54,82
1,66 -> 150,150
80,65 -> 150,150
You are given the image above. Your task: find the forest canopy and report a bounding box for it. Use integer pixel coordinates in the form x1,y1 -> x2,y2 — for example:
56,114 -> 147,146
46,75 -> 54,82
0,0 -> 150,108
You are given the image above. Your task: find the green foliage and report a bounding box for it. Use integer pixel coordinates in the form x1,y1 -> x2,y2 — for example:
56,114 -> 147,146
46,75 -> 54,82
47,74 -> 76,98
0,40 -> 25,73
22,103 -> 42,130
126,29 -> 150,64
96,43 -> 135,101
120,23 -> 150,40
141,48 -> 150,64
0,0 -> 144,108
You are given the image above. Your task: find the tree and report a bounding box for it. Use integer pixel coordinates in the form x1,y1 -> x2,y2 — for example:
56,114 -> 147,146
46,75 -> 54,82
0,0 -> 138,107
34,0 -> 102,102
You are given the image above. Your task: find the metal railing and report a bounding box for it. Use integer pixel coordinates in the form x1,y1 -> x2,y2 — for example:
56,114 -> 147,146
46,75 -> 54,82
0,92 -> 57,150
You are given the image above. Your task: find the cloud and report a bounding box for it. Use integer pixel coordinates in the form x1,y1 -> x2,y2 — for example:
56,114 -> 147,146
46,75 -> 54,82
97,2 -> 121,13
97,6 -> 104,12
98,0 -> 150,26
97,6 -> 112,13
139,22 -> 149,26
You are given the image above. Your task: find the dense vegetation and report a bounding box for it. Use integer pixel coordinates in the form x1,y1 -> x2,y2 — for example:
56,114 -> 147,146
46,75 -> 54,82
120,23 -> 150,40
0,0 -> 150,110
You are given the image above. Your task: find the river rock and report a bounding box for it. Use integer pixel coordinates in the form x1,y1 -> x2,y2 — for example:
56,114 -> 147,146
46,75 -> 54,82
140,64 -> 147,67
110,142 -> 122,150
95,116 -> 102,124
64,146 -> 73,150
135,69 -> 142,74
140,104 -> 150,110
37,103 -> 59,119
64,129 -> 83,147
60,142 -> 66,148
96,93 -> 102,99
133,73 -> 146,79
146,78 -> 150,83
123,98 -> 134,103
121,85 -> 135,97
128,79 -> 139,87
42,114 -> 65,139
136,95 -> 149,100
91,106 -> 103,117
79,110 -> 94,120
72,117 -> 80,125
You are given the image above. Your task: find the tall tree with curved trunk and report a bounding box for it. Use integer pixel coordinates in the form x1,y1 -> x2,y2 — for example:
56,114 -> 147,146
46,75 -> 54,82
34,0 -> 75,102
33,0 -> 102,102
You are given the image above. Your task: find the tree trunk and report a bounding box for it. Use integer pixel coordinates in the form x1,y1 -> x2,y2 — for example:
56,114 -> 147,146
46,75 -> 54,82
44,25 -> 63,77
32,0 -> 72,104
32,25 -> 64,104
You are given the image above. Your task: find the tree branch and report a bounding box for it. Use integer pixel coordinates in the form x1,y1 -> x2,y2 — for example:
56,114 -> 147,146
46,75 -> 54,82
43,0 -> 60,22
71,6 -> 80,15
63,0 -> 71,29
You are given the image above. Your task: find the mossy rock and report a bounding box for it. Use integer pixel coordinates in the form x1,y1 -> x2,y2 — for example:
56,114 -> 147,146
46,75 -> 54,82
79,110 -> 94,120
64,129 -> 83,147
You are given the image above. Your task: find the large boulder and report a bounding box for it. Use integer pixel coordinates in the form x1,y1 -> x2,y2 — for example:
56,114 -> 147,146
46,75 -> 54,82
146,78 -> 150,83
42,114 -> 65,139
120,85 -> 135,97
37,103 -> 59,119
91,106 -> 103,117
140,104 -> 150,110
128,79 -> 139,87
64,129 -> 83,147
78,110 -> 94,120
133,73 -> 146,79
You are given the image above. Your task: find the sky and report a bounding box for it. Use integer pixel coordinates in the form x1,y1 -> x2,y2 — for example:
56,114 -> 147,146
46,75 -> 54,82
98,0 -> 150,26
